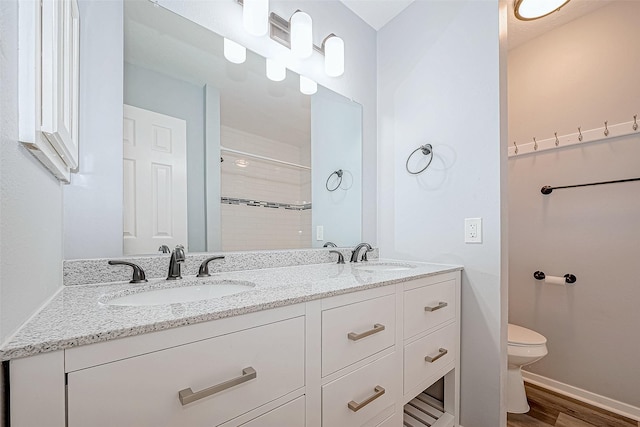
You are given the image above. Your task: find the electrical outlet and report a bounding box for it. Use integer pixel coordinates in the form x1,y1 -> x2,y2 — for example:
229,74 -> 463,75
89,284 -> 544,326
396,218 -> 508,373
316,226 -> 324,241
465,218 -> 482,243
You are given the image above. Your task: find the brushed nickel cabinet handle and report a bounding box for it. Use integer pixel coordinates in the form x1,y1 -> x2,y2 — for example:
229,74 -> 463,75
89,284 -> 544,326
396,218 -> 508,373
347,386 -> 386,412
347,323 -> 385,341
424,301 -> 448,312
425,348 -> 448,363
178,367 -> 257,405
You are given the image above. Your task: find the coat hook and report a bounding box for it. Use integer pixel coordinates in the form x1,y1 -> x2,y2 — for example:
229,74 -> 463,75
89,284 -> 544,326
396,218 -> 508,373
578,127 -> 583,142
554,132 -> 559,147
604,121 -> 609,136
533,137 -> 538,150
513,141 -> 518,155
634,115 -> 638,131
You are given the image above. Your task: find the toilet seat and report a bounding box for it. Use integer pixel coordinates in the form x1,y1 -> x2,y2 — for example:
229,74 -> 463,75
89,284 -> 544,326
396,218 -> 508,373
508,324 -> 546,347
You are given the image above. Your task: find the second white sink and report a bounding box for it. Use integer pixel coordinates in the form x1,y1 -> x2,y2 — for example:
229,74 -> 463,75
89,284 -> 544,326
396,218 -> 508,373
105,281 -> 255,306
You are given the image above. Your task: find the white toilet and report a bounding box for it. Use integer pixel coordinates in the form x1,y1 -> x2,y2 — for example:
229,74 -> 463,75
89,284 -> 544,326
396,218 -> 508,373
507,324 -> 548,413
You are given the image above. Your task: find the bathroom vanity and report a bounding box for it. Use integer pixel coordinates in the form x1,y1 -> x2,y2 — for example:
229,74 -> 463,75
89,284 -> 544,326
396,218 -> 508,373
3,255 -> 461,427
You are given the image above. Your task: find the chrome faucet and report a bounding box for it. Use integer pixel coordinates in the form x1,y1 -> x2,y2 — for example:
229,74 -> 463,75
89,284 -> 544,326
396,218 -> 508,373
158,245 -> 170,254
167,245 -> 185,280
350,243 -> 372,263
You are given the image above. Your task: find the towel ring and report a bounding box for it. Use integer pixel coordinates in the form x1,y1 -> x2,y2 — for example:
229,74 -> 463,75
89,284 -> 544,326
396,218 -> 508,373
326,169 -> 343,192
406,144 -> 433,175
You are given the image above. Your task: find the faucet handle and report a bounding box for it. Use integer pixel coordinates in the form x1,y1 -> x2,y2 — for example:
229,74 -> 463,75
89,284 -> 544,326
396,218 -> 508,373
323,242 -> 337,248
108,260 -> 148,284
361,248 -> 373,262
158,245 -> 170,253
329,250 -> 345,264
197,256 -> 225,277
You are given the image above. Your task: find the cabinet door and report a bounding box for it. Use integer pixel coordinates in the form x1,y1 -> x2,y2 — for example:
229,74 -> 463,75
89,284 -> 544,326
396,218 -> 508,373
239,396 -> 305,427
67,317 -> 305,427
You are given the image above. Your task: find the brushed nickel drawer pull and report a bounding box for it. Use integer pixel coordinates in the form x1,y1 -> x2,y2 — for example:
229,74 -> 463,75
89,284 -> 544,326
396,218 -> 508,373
347,323 -> 385,341
425,348 -> 448,363
424,301 -> 448,312
178,367 -> 257,405
347,385 -> 386,412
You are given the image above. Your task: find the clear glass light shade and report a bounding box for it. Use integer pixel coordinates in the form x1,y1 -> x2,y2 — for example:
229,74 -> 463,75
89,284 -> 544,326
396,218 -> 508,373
266,59 -> 286,82
290,11 -> 313,58
299,76 -> 317,95
324,35 -> 344,77
243,0 -> 269,36
224,38 -> 246,64
514,0 -> 572,20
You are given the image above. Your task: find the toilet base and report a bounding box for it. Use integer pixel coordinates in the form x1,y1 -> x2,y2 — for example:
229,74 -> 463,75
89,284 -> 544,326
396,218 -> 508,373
507,365 -> 530,414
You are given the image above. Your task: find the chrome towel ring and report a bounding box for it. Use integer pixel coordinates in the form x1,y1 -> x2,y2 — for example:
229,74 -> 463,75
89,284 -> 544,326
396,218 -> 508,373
406,144 -> 433,175
326,169 -> 343,192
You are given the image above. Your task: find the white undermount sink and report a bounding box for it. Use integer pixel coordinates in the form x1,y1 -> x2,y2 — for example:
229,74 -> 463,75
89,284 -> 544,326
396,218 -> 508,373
104,281 -> 255,306
353,262 -> 416,272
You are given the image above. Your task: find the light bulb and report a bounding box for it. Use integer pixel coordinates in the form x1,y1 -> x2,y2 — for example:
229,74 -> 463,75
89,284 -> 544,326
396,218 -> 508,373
266,58 -> 286,82
514,0 -> 572,20
300,76 -> 317,95
324,35 -> 344,77
290,11 -> 313,58
223,38 -> 246,64
243,0 -> 269,36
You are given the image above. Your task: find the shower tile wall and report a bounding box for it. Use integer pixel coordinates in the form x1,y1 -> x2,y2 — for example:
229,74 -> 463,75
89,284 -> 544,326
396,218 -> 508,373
221,126 -> 311,250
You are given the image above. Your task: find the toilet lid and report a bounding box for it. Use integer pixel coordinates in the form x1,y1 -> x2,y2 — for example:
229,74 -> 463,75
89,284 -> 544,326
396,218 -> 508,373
508,324 -> 547,346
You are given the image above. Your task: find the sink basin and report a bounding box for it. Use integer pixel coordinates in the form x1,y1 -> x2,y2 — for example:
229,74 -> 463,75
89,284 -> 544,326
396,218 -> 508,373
104,281 -> 255,306
353,262 -> 416,272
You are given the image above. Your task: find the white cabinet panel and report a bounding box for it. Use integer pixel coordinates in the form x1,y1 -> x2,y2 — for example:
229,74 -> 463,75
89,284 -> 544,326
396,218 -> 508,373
67,317 -> 305,427
404,279 -> 456,340
239,396 -> 305,427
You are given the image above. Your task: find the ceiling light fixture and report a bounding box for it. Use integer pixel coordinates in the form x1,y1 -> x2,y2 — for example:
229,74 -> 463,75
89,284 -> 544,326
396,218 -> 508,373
290,11 -> 313,58
223,38 -> 246,64
514,0 -> 572,21
266,58 -> 286,81
322,34 -> 344,77
242,0 -> 269,36
300,76 -> 317,95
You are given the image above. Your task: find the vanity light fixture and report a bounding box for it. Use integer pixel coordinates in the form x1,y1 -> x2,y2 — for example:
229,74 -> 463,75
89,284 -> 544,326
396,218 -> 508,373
266,58 -> 286,81
322,34 -> 344,77
514,0 -> 572,21
300,75 -> 317,95
290,11 -> 313,58
223,38 -> 246,64
242,0 -> 269,36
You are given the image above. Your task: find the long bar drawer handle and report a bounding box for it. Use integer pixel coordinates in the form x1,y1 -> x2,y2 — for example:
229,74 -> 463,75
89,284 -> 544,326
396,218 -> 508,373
347,386 -> 386,412
425,348 -> 448,363
347,323 -> 385,341
424,301 -> 448,312
178,367 -> 257,405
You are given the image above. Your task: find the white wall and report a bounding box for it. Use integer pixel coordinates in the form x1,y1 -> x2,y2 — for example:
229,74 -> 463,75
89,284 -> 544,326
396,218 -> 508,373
377,1 -> 507,426
311,86 -> 362,247
0,0 -> 63,343
63,0 -> 123,259
508,1 -> 640,409
124,62 -> 208,252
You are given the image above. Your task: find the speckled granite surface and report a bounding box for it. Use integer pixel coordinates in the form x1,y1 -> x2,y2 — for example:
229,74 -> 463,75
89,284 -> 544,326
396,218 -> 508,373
63,248 -> 378,286
1,260 -> 461,361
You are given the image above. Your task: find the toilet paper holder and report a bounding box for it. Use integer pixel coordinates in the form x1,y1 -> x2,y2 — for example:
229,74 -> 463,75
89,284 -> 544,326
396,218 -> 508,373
534,271 -> 577,284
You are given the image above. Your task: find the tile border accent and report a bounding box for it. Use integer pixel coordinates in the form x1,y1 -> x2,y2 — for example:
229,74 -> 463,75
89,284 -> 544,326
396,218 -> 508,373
63,247 -> 379,286
522,371 -> 640,422
221,197 -> 311,211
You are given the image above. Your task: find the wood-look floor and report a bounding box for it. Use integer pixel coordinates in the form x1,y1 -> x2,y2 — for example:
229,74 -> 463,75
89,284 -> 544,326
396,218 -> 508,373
507,383 -> 639,427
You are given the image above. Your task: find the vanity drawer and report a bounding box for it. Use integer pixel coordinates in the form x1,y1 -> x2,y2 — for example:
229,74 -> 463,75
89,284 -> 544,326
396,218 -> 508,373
404,322 -> 457,394
322,293 -> 395,376
67,316 -> 305,427
238,396 -> 305,427
404,279 -> 456,339
322,352 -> 397,427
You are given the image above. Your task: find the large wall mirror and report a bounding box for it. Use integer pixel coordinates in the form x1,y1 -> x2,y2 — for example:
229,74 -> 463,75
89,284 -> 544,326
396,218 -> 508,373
123,1 -> 362,255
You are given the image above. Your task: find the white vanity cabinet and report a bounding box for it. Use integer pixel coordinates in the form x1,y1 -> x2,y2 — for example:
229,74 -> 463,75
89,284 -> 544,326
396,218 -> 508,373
9,269 -> 462,427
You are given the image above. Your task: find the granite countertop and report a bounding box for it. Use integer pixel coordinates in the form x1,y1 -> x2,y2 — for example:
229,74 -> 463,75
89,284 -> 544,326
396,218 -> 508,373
0,260 -> 462,361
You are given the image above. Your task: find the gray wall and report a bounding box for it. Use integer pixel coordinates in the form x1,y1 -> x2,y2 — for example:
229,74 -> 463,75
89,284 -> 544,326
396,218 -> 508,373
0,0 -> 63,344
377,1 -> 508,426
124,62 -> 208,252
508,1 -> 640,408
311,87 -> 362,247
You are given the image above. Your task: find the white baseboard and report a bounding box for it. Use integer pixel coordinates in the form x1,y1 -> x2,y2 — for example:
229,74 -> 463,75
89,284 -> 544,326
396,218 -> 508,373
522,371 -> 640,422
